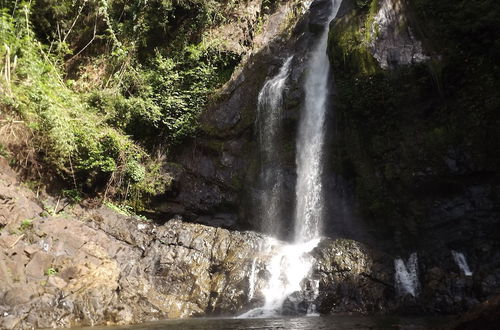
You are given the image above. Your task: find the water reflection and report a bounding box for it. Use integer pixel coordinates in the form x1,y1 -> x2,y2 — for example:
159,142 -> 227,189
77,315 -> 448,330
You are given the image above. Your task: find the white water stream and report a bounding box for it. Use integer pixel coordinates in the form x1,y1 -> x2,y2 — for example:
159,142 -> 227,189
240,238 -> 320,318
256,56 -> 293,235
295,0 -> 340,243
247,258 -> 258,302
451,250 -> 473,276
394,253 -> 420,297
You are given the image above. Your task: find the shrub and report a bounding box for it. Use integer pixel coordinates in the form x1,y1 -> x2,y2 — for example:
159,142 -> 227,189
0,8 -> 168,205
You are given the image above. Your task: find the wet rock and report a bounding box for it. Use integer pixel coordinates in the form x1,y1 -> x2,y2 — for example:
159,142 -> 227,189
158,0 -> 329,232
312,239 -> 394,314
0,162 -> 498,328
327,0 -> 500,317
282,291 -> 310,316
309,0 -> 334,33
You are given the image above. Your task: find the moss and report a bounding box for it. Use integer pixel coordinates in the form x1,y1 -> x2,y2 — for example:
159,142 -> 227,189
202,140 -> 225,154
230,175 -> 243,191
328,9 -> 380,76
363,0 -> 380,43
327,0 -> 500,246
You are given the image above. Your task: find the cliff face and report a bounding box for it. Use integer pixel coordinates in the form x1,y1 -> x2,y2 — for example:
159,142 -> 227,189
0,152 -> 496,328
327,0 -> 500,312
328,0 -> 500,246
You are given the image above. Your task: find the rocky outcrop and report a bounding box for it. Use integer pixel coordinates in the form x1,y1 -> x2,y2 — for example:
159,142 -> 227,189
0,159 -> 268,328
368,0 -> 429,69
313,239 -> 393,314
0,157 -> 397,328
1,211 -> 267,329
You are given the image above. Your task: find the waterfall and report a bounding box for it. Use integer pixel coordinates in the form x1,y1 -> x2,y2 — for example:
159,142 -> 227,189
295,0 -> 339,242
256,56 -> 293,236
248,258 -> 258,302
394,253 -> 420,297
240,238 -> 320,318
451,250 -> 473,276
240,0 -> 342,318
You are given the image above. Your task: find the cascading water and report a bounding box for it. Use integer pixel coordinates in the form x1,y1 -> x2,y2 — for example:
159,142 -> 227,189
241,0 -> 342,318
256,56 -> 293,236
247,258 -> 258,302
240,238 -> 320,318
295,0 -> 339,243
394,253 -> 420,297
451,250 -> 473,276
306,279 -> 321,315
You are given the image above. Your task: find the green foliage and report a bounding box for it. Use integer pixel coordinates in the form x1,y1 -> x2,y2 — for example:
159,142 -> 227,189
62,189 -> 82,203
0,0 -> 308,210
104,201 -> 153,222
2,0 -> 242,152
19,219 -> 33,231
0,8 -> 168,203
104,201 -> 131,216
0,0 -> 259,210
86,43 -> 239,147
45,267 -> 58,276
27,0 -> 241,148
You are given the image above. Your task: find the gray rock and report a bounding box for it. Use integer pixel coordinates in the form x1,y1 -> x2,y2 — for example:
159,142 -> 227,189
368,0 -> 430,69
25,251 -> 54,279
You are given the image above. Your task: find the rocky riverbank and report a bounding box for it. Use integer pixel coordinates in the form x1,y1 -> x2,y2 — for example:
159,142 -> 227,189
0,156 -> 266,328
0,156 -> 498,329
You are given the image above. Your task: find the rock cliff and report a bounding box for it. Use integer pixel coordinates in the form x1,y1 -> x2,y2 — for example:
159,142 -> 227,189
0,153 -> 498,327
326,0 -> 500,313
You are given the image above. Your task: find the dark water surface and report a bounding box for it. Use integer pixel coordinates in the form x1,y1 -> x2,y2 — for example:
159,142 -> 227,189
79,316 -> 450,330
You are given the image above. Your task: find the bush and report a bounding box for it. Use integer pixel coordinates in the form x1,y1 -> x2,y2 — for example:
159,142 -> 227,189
0,8 -> 168,206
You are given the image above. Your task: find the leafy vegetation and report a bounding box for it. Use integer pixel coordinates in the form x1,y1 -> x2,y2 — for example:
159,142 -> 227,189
45,267 -> 58,276
0,0 -> 251,209
0,8 -> 168,206
19,219 -> 33,231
